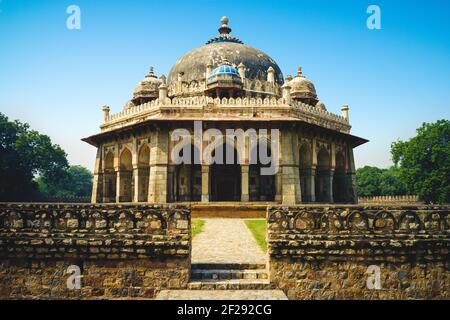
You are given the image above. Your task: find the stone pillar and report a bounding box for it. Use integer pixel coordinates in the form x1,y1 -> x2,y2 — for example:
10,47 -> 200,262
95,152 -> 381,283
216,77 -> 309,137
241,165 -> 249,202
132,166 -> 140,203
275,171 -> 282,202
280,128 -> 301,205
116,169 -> 122,203
309,168 -> 316,202
347,145 -> 358,204
148,128 -> 169,203
91,148 -> 103,203
167,165 -> 175,203
201,165 -> 210,202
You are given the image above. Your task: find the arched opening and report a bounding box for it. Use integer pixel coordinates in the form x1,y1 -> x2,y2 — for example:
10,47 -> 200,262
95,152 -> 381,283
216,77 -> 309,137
103,151 -> 116,202
137,145 -> 150,202
249,140 -> 275,201
173,144 -> 201,202
333,151 -> 347,203
299,143 -> 313,202
119,148 -> 133,202
315,148 -> 331,202
210,143 -> 241,201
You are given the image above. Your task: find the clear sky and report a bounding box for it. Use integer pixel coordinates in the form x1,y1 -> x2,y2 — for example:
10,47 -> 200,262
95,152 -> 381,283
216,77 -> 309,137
1,0 -> 449,171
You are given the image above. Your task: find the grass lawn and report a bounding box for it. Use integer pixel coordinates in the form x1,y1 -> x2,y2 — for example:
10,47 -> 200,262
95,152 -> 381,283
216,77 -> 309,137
192,219 -> 205,238
245,219 -> 267,252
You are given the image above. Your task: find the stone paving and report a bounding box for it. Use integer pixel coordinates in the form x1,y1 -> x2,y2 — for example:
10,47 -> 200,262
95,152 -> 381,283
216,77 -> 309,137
191,218 -> 267,265
155,290 -> 288,300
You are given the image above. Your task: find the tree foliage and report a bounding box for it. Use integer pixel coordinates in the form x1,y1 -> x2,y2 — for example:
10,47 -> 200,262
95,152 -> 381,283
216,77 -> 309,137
356,166 -> 406,197
0,112 -> 69,201
391,120 -> 449,204
36,165 -> 93,198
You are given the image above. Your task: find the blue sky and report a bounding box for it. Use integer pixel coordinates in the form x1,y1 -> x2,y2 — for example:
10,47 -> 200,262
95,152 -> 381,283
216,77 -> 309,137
0,0 -> 449,170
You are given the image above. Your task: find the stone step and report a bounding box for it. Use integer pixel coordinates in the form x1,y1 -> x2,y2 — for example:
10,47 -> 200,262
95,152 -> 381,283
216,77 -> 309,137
156,289 -> 288,300
188,279 -> 275,290
191,263 -> 267,270
191,269 -> 268,280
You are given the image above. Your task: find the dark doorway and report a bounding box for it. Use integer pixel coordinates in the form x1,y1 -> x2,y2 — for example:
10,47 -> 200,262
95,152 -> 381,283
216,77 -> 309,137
210,143 -> 241,201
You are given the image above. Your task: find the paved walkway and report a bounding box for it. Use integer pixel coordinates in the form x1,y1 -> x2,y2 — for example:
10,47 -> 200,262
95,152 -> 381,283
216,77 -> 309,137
192,218 -> 267,265
156,290 -> 287,300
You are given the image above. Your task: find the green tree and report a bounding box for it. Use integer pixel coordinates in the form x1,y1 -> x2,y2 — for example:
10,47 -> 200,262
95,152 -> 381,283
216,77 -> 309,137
0,112 -> 69,201
36,165 -> 93,198
391,120 -> 450,204
356,166 -> 383,196
379,166 -> 406,196
356,166 -> 407,197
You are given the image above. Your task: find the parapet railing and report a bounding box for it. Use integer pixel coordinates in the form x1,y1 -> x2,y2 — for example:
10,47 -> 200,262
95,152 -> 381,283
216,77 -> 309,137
103,96 -> 349,126
359,195 -> 421,203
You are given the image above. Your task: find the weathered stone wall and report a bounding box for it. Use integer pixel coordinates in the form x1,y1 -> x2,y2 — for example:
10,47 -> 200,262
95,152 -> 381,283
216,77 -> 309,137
267,205 -> 449,299
0,203 -> 191,300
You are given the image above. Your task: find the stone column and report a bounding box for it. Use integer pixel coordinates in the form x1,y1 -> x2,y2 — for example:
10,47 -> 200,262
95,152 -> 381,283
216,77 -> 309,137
326,169 -> 334,203
201,165 -> 210,202
148,128 -> 169,203
167,165 -> 175,203
347,145 -> 358,204
116,169 -> 122,203
132,166 -> 140,203
91,148 -> 103,203
275,171 -> 282,202
280,128 -> 301,205
241,165 -> 249,202
308,167 -> 316,202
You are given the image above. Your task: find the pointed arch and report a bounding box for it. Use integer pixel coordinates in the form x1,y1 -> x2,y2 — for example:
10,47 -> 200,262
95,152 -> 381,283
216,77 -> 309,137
249,138 -> 275,201
103,150 -> 116,202
210,142 -> 241,201
333,150 -> 347,203
118,147 -> 133,202
315,147 -> 332,202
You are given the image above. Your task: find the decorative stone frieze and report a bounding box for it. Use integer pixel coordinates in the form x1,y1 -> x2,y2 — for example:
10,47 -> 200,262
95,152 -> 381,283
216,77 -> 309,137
0,203 -> 191,299
267,205 -> 450,299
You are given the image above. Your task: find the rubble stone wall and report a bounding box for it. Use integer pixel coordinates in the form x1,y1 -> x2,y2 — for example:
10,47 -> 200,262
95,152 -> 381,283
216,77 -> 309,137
267,205 -> 449,299
0,203 -> 191,299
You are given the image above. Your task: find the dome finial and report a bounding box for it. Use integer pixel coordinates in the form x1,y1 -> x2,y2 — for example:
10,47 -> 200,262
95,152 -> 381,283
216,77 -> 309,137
147,66 -> 156,78
219,16 -> 231,34
297,67 -> 303,77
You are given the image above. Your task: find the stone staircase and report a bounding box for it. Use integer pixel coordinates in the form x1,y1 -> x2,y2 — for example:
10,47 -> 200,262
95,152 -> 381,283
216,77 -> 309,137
155,263 -> 287,300
187,263 -> 275,290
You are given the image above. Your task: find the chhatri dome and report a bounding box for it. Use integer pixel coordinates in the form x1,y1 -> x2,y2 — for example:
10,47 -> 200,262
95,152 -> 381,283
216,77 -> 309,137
131,67 -> 163,106
287,67 -> 318,105
168,16 -> 284,91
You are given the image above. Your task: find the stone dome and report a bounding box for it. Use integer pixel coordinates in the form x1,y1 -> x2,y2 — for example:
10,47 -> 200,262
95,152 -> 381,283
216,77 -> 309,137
208,63 -> 240,80
132,67 -> 162,105
168,17 -> 284,87
288,67 -> 317,100
316,100 -> 327,111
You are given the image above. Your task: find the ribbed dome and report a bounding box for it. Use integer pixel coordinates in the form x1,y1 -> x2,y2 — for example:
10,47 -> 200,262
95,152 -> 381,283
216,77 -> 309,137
132,67 -> 162,104
288,67 -> 317,100
168,17 -> 283,86
209,64 -> 240,79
